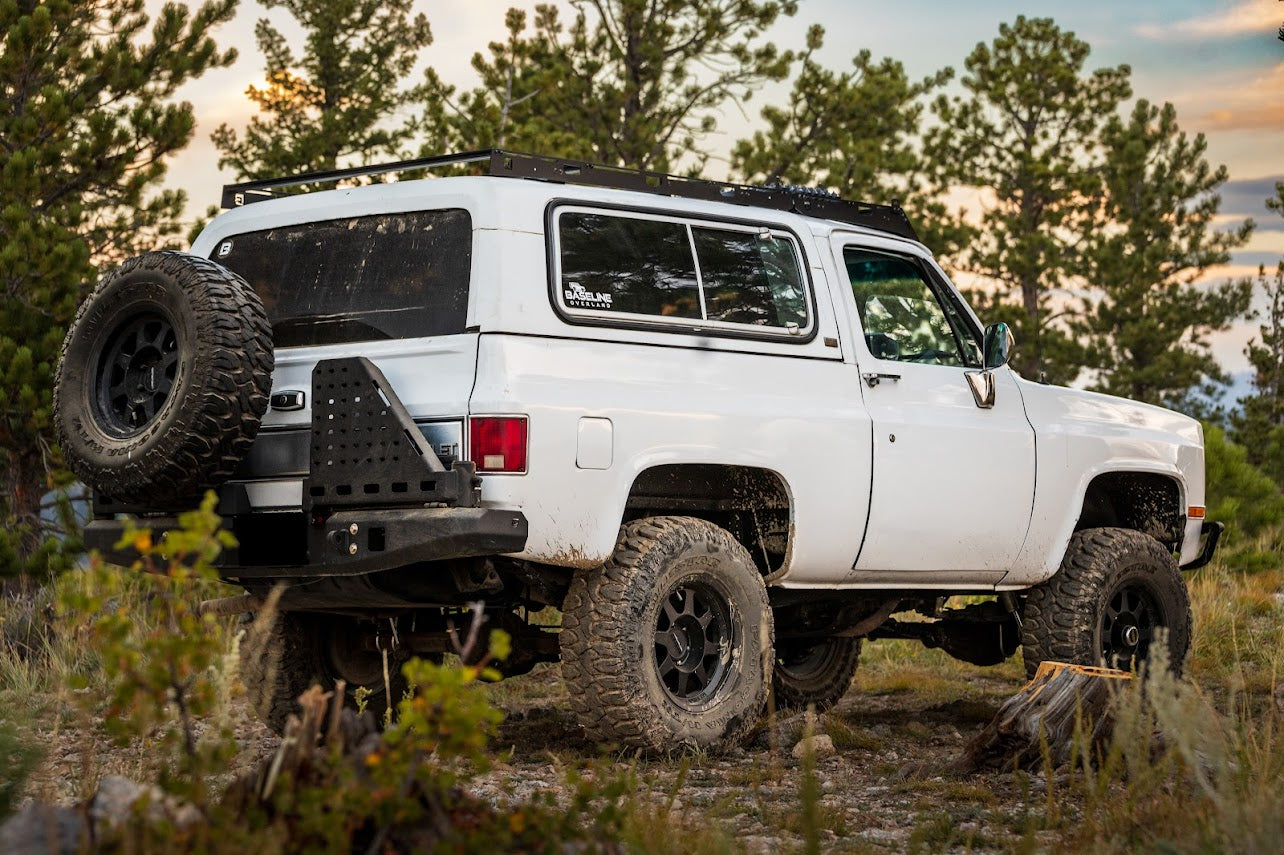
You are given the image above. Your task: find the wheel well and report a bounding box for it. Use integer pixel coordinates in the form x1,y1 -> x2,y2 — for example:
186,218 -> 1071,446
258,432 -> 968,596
1075,471 -> 1184,549
624,464 -> 792,576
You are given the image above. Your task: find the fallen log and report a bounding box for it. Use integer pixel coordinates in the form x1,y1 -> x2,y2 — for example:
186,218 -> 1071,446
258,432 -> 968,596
952,661 -> 1131,773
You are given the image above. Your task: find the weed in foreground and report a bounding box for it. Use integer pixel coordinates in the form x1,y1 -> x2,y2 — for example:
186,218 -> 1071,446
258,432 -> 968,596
1065,642 -> 1284,854
4,496 -> 742,852
0,717 -> 41,820
57,492 -> 241,804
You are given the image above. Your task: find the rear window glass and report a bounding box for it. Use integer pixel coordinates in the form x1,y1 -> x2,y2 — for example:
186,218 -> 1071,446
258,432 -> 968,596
556,210 -> 809,335
211,209 -> 471,347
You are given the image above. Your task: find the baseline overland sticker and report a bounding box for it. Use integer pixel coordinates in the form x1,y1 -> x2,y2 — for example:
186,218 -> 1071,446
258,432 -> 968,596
564,282 -> 613,310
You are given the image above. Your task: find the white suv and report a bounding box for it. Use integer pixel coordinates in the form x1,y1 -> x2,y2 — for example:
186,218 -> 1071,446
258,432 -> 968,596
55,151 -> 1221,750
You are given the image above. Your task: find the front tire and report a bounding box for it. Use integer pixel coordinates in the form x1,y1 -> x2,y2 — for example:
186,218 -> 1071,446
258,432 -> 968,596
560,517 -> 773,752
1021,527 -> 1192,679
244,613 -> 409,734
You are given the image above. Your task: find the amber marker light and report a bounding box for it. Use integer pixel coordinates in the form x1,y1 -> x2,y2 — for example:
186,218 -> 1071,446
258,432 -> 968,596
1188,506 -> 1206,519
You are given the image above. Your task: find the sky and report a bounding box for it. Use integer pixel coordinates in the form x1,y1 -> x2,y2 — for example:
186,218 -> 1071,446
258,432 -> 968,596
157,0 -> 1284,384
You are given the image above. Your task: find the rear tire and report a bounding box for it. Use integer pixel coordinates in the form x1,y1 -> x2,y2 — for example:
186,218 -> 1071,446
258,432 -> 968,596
772,637 -> 861,711
1021,527 -> 1192,679
560,516 -> 773,752
54,251 -> 273,506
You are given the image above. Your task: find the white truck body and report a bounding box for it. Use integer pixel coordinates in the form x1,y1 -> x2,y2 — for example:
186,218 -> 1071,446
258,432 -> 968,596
188,174 -> 1207,592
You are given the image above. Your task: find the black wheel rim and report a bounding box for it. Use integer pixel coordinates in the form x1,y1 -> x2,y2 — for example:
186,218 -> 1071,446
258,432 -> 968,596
1101,582 -> 1162,668
776,640 -> 836,680
324,621 -> 392,691
93,310 -> 180,437
653,579 -> 736,708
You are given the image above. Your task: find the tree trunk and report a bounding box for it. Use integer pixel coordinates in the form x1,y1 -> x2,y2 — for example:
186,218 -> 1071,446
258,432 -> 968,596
2,448 -> 46,565
952,661 -> 1131,773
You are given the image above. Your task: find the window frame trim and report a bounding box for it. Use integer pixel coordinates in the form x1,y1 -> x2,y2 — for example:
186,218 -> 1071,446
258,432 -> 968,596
544,200 -> 819,344
841,243 -> 983,369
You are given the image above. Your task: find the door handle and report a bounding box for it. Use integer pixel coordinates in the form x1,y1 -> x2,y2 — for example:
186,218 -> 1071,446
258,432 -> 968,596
861,372 -> 901,388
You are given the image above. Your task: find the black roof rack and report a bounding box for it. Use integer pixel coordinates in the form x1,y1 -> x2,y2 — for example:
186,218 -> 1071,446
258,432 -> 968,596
220,149 -> 919,241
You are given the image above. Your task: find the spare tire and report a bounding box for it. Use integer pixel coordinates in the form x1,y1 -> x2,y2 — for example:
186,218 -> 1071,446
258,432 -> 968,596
54,251 -> 273,506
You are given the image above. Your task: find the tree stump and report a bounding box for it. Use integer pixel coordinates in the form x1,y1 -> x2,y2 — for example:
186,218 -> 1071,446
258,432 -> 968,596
952,661 -> 1131,773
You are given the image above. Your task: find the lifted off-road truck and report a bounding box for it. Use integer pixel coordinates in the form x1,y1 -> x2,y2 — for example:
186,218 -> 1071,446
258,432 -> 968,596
55,151 -> 1222,750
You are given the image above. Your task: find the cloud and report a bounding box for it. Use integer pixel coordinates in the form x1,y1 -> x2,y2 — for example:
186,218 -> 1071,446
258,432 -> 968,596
1217,175 -> 1284,228
1230,251 -> 1284,270
1175,61 -> 1284,132
1137,0 -> 1282,41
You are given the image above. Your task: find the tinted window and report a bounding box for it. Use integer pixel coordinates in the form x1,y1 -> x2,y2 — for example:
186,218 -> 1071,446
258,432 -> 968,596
557,211 -> 809,332
558,212 -> 700,318
692,227 -> 807,327
845,248 -> 980,366
213,209 -> 472,347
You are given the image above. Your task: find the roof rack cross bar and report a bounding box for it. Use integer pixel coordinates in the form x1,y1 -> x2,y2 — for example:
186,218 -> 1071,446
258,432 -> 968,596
219,149 -> 496,209
219,149 -> 919,241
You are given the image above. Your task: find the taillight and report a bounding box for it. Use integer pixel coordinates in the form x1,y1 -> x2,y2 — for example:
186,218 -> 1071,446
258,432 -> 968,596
469,416 -> 528,474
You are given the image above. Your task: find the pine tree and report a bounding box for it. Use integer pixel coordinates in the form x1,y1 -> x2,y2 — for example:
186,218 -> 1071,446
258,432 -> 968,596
435,7 -> 577,158
925,16 -> 1131,384
1232,183 -> 1284,482
0,0 -> 238,577
1270,181 -> 1284,216
442,0 -> 797,172
211,0 -> 433,182
729,25 -> 959,254
1074,99 -> 1252,411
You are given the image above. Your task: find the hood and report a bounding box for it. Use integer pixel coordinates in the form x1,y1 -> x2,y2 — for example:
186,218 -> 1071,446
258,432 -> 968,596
1016,380 -> 1203,446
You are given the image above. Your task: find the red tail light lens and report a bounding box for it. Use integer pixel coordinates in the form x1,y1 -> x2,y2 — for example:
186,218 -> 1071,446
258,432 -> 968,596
469,416 -> 528,474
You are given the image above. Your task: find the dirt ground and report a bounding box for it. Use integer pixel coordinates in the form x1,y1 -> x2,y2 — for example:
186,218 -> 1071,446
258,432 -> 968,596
20,645 -> 1063,853
478,654 -> 1061,853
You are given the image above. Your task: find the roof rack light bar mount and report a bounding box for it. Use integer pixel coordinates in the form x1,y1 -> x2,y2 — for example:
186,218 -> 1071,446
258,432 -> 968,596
219,149 -> 918,241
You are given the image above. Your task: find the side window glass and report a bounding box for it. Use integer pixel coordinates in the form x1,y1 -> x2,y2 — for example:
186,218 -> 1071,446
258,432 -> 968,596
691,227 -> 808,328
844,248 -> 980,367
556,209 -> 811,336
559,212 -> 700,318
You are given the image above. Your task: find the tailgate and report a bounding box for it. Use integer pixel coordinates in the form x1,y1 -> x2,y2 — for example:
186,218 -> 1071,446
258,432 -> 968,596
234,334 -> 479,509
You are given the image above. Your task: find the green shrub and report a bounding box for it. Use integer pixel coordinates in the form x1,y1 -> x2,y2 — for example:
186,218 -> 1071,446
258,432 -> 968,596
1202,424 -> 1284,571
58,491 -> 241,802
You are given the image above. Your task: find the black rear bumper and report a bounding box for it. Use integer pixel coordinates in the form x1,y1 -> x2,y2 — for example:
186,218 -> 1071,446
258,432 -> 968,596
87,356 -> 529,579
85,505 -> 528,578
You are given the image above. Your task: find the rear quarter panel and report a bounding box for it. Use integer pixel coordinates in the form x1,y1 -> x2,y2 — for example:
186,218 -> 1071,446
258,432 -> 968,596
469,203 -> 875,583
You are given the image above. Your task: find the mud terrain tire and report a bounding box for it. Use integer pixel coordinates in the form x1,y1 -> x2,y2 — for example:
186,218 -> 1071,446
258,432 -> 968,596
560,516 -> 773,752
772,637 -> 861,711
244,613 -> 409,734
54,251 -> 273,506
1021,527 -> 1192,679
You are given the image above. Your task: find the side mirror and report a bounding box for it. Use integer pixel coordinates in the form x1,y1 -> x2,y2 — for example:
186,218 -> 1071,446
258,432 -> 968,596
982,322 -> 1015,370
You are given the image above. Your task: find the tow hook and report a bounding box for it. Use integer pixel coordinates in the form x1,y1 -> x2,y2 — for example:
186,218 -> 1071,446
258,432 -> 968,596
327,522 -> 360,556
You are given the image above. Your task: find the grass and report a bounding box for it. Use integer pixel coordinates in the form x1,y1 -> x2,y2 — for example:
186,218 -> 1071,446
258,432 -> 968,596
1,548 -> 1282,851
1187,565 -> 1284,696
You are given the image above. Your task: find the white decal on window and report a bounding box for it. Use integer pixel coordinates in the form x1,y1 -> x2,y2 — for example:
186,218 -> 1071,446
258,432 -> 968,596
564,281 -> 613,309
